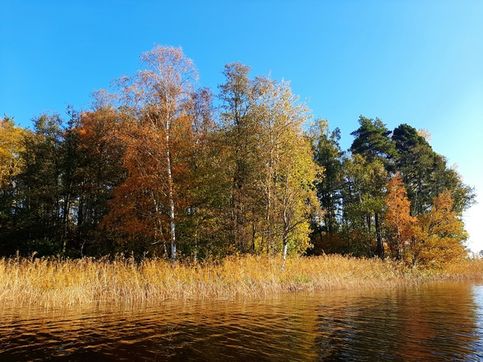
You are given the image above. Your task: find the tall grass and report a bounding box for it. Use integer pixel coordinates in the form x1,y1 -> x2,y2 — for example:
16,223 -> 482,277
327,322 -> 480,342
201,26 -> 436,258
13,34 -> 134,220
0,255 -> 481,307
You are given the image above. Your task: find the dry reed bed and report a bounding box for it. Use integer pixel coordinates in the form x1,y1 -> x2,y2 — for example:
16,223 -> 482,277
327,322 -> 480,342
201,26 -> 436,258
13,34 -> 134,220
0,255 -> 482,307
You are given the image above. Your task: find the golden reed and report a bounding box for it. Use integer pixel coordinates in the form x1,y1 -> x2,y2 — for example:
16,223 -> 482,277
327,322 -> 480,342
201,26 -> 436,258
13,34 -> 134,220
0,255 -> 481,307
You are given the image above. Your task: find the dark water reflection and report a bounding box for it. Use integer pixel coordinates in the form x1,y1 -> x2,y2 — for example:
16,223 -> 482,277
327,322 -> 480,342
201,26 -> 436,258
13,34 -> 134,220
0,282 -> 482,361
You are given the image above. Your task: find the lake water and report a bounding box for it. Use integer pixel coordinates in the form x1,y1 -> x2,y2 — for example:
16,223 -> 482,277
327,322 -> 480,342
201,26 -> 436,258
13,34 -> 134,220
0,282 -> 482,361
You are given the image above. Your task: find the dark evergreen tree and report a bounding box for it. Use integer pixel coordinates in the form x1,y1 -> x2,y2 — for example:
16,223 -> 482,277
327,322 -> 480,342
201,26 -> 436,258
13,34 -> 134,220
310,120 -> 344,234
349,116 -> 396,257
14,114 -> 65,254
392,124 -> 474,216
350,115 -> 397,170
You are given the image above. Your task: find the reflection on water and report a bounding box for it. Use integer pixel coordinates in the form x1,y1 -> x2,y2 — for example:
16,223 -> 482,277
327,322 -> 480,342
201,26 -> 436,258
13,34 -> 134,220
0,282 -> 482,361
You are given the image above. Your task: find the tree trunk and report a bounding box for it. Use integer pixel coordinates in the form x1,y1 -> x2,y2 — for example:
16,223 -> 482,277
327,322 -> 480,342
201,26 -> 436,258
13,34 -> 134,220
165,119 -> 177,261
375,212 -> 384,258
266,128 -> 274,255
61,191 -> 71,255
251,220 -> 256,253
282,199 -> 290,262
282,236 -> 289,261
281,229 -> 289,271
265,166 -> 273,255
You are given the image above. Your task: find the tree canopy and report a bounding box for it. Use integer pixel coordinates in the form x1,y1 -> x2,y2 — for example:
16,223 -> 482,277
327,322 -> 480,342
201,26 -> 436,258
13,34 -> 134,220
0,46 -> 475,266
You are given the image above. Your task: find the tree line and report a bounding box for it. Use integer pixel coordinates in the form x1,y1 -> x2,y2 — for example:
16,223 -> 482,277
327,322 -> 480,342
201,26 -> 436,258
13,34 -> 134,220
0,46 -> 475,266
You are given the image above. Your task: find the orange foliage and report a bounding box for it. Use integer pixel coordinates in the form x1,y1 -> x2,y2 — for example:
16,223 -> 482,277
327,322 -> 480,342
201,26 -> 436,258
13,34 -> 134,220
101,112 -> 194,249
383,174 -> 416,260
99,47 -> 200,258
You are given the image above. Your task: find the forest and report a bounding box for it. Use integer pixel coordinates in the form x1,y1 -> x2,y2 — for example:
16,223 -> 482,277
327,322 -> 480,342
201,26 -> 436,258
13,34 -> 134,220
0,46 -> 475,267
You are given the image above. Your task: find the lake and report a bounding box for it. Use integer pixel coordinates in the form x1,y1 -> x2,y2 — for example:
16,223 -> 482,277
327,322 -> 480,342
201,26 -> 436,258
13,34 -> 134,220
0,282 -> 482,361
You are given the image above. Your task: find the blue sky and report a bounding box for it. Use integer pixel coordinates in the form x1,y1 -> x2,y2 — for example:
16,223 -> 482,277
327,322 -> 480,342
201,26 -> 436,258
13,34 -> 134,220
1,1 -> 482,251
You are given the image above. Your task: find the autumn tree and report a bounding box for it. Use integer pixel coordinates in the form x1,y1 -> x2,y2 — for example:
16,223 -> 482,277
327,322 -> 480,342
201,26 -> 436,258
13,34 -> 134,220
0,116 -> 27,187
277,130 -> 320,260
0,116 -> 28,254
100,46 -> 198,259
254,78 -> 321,258
413,190 -> 467,267
0,116 -> 27,213
383,174 -> 416,260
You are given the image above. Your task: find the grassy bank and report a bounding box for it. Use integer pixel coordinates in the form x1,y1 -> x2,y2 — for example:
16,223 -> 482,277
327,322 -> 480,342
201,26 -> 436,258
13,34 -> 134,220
0,255 -> 482,307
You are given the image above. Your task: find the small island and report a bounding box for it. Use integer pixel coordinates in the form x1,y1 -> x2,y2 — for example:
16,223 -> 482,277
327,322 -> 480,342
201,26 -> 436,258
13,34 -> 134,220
1,46 -> 481,308
1,1 -> 482,359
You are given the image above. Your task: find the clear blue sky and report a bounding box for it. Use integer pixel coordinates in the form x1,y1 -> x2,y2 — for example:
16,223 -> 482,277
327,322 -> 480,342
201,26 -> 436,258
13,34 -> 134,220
1,0 -> 482,251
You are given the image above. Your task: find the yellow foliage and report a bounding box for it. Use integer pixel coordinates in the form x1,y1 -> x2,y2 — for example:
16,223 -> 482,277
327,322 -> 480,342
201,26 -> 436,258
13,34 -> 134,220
413,191 -> 467,268
0,117 -> 27,186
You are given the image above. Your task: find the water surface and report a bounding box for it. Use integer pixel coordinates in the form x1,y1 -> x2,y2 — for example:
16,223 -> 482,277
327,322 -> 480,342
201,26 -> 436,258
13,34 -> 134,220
1,282 -> 482,361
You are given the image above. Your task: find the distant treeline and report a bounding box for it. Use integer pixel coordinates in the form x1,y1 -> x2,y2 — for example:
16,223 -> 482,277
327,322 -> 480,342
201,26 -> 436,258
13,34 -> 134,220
0,46 -> 475,266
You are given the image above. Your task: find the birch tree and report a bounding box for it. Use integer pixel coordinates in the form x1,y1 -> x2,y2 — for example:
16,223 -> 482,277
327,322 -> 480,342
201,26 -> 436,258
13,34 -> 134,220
255,79 -> 321,259
104,46 -> 197,260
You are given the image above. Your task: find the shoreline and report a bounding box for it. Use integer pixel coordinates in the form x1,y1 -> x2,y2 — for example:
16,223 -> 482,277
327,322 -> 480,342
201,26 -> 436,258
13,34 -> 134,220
1,255 -> 482,308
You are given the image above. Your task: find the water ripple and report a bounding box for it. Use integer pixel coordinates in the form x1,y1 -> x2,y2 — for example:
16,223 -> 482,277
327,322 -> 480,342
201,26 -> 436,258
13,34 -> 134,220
0,282 -> 482,361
